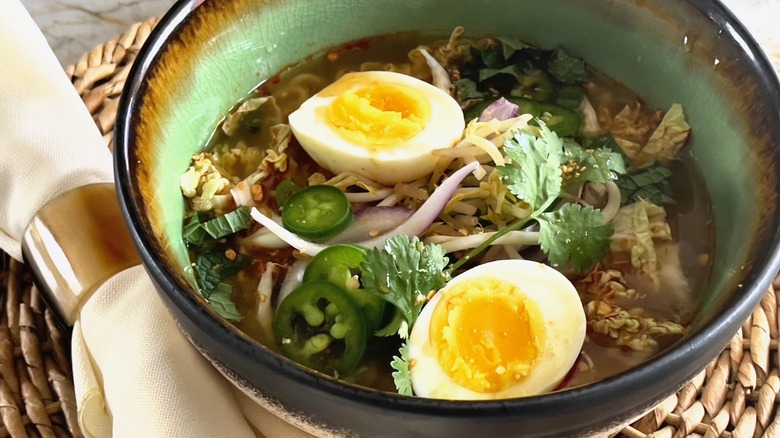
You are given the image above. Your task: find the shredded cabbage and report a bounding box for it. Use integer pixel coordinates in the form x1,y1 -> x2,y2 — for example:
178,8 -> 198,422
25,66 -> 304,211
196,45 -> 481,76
611,103 -> 690,168
609,199 -> 675,294
639,103 -> 691,165
179,153 -> 231,212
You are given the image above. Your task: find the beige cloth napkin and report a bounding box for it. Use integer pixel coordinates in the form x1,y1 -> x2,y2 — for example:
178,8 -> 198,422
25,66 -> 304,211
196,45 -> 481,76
0,1 -> 312,437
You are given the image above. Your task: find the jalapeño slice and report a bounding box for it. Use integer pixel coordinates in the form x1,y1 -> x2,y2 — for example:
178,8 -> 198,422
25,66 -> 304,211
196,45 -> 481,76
273,280 -> 367,375
281,185 -> 352,241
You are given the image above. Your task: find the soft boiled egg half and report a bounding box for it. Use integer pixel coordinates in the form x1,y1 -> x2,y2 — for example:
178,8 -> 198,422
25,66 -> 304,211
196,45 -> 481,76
407,259 -> 586,400
288,71 -> 465,185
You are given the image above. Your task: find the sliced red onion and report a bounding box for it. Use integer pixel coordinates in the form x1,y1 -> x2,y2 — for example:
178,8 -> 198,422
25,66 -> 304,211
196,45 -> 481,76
240,215 -> 288,250
354,161 -> 480,249
344,188 -> 393,203
249,161 -> 480,253
250,208 -> 327,255
327,206 -> 413,244
601,180 -> 621,224
479,97 -> 519,122
255,262 -> 277,340
278,258 -> 309,304
418,48 -> 453,94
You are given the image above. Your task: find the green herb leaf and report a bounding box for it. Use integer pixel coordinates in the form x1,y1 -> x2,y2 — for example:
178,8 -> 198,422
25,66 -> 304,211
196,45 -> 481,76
454,78 -> 486,101
374,309 -> 405,337
555,85 -> 587,110
479,64 -> 522,83
205,282 -> 242,321
498,123 -> 563,210
459,122 -> 617,272
584,134 -> 621,151
562,143 -> 626,188
547,47 -> 588,84
194,254 -> 222,292
497,36 -> 530,60
202,206 -> 252,239
274,179 -> 301,207
617,165 -> 674,205
361,235 -> 449,331
183,212 -> 210,245
197,252 -> 250,283
538,203 -> 613,271
581,135 -> 628,175
479,46 -> 505,69
391,343 -> 413,396
193,251 -> 249,321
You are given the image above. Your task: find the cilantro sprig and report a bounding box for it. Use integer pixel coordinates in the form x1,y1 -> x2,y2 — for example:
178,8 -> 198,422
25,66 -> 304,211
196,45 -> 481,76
390,343 -> 413,396
498,124 -> 563,211
360,235 -> 450,333
538,203 -> 613,271
358,235 -> 448,395
454,122 -> 622,272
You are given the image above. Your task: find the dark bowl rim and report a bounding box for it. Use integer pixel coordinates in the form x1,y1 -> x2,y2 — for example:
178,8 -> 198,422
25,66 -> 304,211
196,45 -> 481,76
114,0 -> 780,426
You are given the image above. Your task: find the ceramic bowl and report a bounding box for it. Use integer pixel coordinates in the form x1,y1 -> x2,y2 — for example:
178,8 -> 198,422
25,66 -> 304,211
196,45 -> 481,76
114,0 -> 780,436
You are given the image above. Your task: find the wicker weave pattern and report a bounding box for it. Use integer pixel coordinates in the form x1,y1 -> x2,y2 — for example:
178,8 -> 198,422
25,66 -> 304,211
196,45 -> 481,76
1,15 -> 780,438
64,17 -> 159,151
624,281 -> 780,437
0,258 -> 80,438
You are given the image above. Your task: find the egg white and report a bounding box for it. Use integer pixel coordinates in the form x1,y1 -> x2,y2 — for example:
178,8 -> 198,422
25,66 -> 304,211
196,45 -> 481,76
407,259 -> 586,400
288,71 -> 465,185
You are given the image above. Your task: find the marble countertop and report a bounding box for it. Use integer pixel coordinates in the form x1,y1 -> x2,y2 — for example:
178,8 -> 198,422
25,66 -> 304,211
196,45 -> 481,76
20,0 -> 175,67
18,0 -> 780,68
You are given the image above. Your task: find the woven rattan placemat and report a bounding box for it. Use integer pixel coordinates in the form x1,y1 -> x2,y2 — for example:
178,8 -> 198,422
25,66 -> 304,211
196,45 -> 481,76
2,16 -> 780,438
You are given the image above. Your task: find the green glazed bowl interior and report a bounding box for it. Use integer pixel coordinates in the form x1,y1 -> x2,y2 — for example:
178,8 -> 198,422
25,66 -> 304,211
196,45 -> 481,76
115,0 -> 780,436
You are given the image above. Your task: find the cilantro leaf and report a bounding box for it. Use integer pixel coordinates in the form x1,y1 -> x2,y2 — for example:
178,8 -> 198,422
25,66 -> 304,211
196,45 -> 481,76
458,122 -> 619,272
498,123 -> 563,210
361,235 -> 449,331
374,309 -> 405,337
562,143 -> 626,188
391,343 -> 413,396
538,203 -> 613,271
617,165 -> 674,206
581,135 -> 628,175
547,47 -> 588,84
202,206 -> 252,239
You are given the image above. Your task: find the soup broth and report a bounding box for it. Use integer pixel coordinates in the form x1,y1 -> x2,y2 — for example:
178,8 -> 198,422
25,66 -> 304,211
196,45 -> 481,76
180,30 -> 713,397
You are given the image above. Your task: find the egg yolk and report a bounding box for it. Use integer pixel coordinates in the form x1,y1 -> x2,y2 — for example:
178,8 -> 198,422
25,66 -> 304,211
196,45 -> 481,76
326,84 -> 431,147
429,277 -> 546,393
